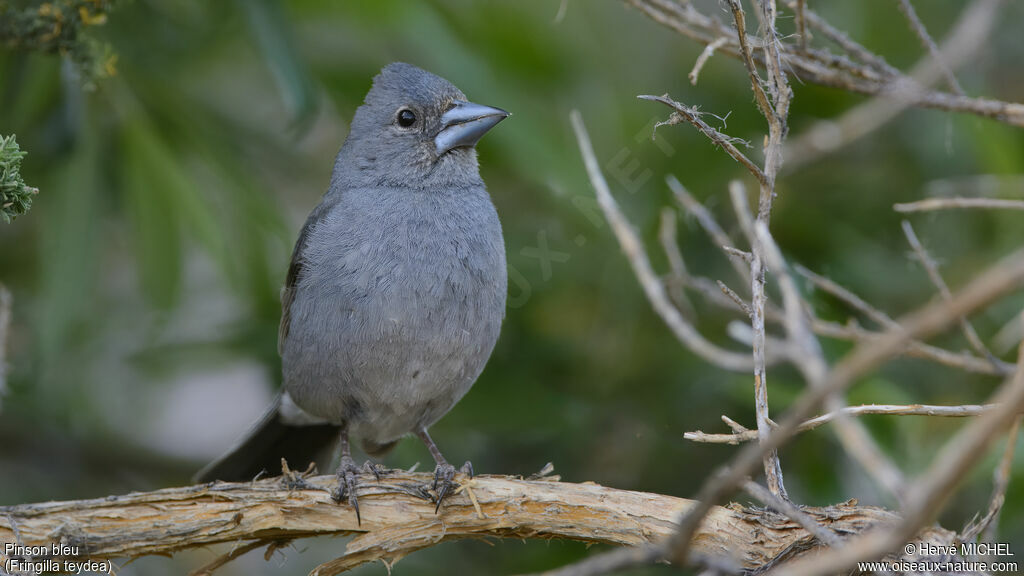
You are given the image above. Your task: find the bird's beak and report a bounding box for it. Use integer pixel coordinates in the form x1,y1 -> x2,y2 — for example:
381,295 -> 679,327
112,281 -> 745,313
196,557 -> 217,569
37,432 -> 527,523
435,100 -> 509,156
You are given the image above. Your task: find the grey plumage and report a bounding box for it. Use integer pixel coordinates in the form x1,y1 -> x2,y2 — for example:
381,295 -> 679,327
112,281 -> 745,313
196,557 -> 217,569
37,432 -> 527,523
197,63 -> 508,504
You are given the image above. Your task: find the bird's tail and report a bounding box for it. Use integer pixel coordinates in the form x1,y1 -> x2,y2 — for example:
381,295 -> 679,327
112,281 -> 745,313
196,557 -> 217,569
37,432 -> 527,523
194,396 -> 341,483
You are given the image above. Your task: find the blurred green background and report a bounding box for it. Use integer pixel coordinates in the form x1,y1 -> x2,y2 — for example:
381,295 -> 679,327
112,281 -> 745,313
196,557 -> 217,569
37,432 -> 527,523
2,0 -> 1023,574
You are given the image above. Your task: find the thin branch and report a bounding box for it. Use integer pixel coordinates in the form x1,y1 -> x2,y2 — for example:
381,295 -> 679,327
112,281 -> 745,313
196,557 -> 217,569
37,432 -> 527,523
796,264 -> 1013,376
690,37 -> 729,85
658,207 -> 696,318
902,220 -> 996,366
781,0 -> 901,76
730,183 -> 787,499
766,334 -> 1024,576
685,403 -> 997,444
895,197 -> 1024,212
796,264 -> 902,330
723,0 -> 774,120
717,280 -> 752,319
980,415 -> 1020,542
895,0 -> 964,95
813,318 -> 1014,376
639,95 -> 768,187
571,111 -> 760,372
667,175 -> 751,284
754,219 -> 907,501
794,0 -> 808,52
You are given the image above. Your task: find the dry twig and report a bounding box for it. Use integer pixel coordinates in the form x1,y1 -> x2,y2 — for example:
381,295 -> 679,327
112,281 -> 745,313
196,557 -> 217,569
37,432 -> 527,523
895,197 -> 1024,212
685,403 -> 997,444
902,220 -> 996,366
895,0 -> 964,95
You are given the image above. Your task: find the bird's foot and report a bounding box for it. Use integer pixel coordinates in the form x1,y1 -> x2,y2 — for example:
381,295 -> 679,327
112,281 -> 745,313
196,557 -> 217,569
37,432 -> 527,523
431,461 -> 474,512
331,456 -> 368,524
363,460 -> 393,481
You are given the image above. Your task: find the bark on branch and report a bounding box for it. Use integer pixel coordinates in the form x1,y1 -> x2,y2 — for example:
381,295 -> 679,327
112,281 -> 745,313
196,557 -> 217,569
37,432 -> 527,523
0,472 -> 959,575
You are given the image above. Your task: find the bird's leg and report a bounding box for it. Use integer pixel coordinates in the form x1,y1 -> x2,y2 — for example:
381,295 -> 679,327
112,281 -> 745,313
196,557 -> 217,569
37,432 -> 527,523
416,428 -> 471,512
331,427 -> 365,524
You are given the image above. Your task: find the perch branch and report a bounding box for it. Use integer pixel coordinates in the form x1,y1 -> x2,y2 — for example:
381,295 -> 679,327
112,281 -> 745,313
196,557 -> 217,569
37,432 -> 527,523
0,473 -> 962,576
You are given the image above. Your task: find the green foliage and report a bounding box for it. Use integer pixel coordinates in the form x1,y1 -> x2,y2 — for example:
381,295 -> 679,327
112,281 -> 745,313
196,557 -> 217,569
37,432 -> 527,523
0,134 -> 37,223
0,0 -> 116,82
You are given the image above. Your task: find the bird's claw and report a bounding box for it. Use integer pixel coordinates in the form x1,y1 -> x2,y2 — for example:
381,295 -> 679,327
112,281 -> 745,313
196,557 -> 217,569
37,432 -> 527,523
431,460 -> 472,512
363,460 -> 390,481
332,456 -> 364,524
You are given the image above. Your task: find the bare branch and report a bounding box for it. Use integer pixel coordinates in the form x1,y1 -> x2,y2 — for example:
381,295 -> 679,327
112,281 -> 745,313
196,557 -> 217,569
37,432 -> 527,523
658,207 -> 696,318
689,37 -> 729,85
755,220 -> 906,501
723,0 -> 774,120
730,183 -> 787,499
902,220 -> 996,366
685,403 -> 998,444
571,111 -> 761,371
667,175 -> 751,284
794,0 -> 808,51
813,319 -> 1014,376
639,95 -> 768,186
717,280 -> 752,319
981,415 -> 1021,542
895,0 -> 964,95
767,334 -> 1024,576
782,0 -> 900,76
895,197 -> 1024,212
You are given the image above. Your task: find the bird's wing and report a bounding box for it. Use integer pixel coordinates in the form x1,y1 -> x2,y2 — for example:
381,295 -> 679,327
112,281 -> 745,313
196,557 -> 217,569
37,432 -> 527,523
278,196 -> 337,356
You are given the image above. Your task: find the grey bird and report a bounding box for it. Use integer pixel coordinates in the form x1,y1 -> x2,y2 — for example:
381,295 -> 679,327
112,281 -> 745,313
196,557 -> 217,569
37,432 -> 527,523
196,63 -> 509,517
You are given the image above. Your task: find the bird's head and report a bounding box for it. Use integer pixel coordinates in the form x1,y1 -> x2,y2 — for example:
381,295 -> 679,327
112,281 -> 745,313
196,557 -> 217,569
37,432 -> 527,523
339,62 -> 508,189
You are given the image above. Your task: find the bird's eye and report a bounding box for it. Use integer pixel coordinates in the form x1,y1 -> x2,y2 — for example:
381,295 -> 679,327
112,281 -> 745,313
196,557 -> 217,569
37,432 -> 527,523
397,109 -> 417,128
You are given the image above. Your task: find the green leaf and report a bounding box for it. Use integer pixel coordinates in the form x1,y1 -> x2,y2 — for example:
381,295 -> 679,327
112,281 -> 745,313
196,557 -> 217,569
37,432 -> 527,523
0,134 -> 39,223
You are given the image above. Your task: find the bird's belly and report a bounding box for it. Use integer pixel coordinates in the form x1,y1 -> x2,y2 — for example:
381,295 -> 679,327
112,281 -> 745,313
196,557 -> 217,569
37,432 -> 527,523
282,252 -> 504,443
